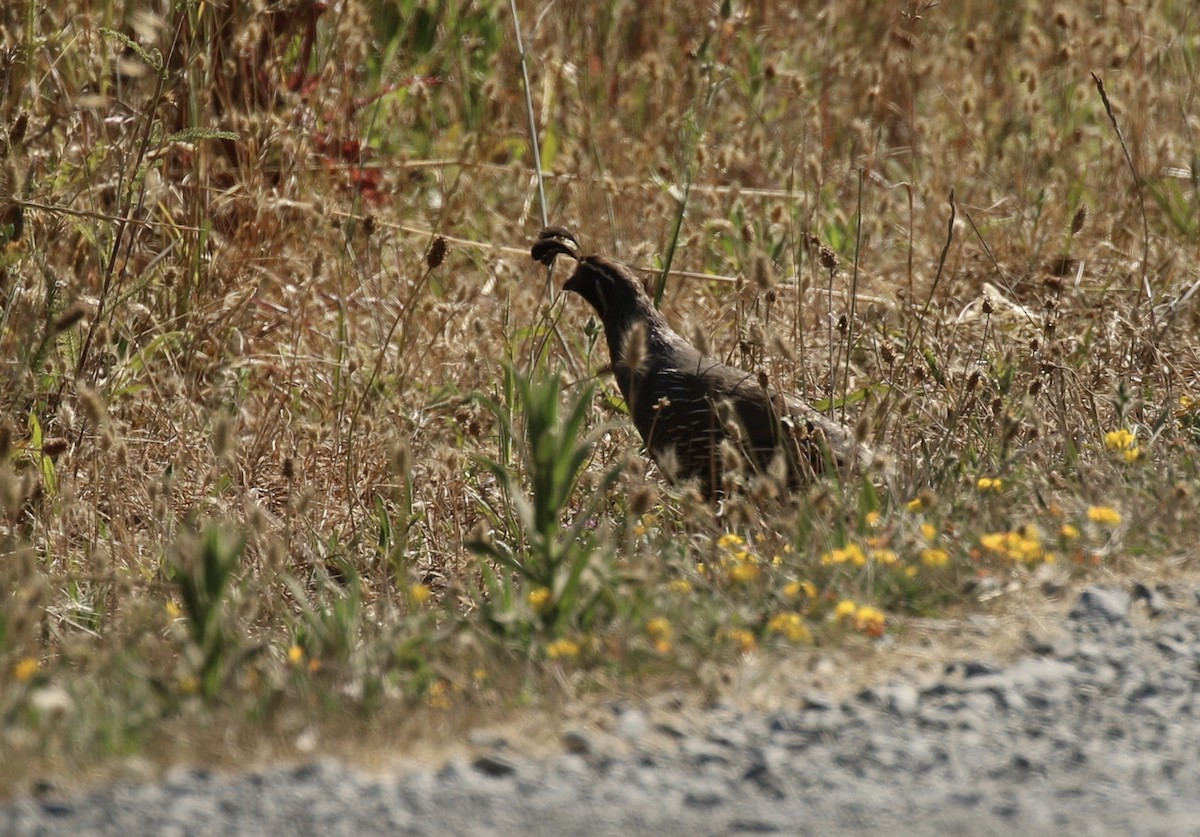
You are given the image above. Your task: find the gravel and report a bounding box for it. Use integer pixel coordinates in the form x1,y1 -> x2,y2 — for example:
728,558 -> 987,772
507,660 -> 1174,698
5,583 -> 1200,836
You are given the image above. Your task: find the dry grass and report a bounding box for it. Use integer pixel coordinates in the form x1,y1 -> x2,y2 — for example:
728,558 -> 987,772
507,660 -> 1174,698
2,0 -> 1200,797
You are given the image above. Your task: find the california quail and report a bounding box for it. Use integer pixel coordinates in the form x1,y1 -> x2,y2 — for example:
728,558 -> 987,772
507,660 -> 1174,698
532,226 -> 864,501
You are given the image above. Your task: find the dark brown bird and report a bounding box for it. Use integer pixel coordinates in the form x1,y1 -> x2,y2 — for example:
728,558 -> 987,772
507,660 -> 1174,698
532,226 -> 865,500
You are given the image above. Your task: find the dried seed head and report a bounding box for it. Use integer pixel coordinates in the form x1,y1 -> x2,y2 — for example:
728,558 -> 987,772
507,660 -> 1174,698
10,111 -> 27,146
54,303 -> 88,333
389,443 -> 410,477
212,413 -> 233,460
0,464 -> 15,518
982,297 -> 994,315
630,485 -> 657,516
656,446 -> 681,481
691,323 -> 712,357
42,437 -> 68,458
752,252 -> 775,289
819,245 -> 838,272
622,320 -> 648,374
1071,204 -> 1087,234
854,413 -> 871,445
426,235 -> 447,269
766,450 -> 788,482
77,383 -> 107,428
719,439 -> 744,472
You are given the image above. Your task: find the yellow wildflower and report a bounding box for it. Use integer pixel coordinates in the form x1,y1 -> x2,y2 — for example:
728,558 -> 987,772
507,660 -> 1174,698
287,645 -> 304,665
1104,429 -> 1135,450
920,548 -> 950,567
729,561 -> 761,583
1087,506 -> 1122,526
528,587 -> 552,611
165,601 -> 182,619
546,638 -> 580,659
668,578 -> 693,594
834,599 -> 858,621
723,628 -> 757,654
634,513 -> 658,537
854,606 -> 887,637
976,477 -> 1004,492
979,532 -> 1005,552
1060,524 -> 1080,540
871,549 -> 899,566
409,584 -> 431,605
717,533 -> 745,550
821,543 -> 866,567
427,680 -> 452,709
14,657 -> 39,682
767,612 -> 812,642
646,617 -> 672,653
784,579 -> 817,599
979,528 -> 1044,563
646,617 -> 672,641
1104,429 -> 1140,462
906,497 -> 924,513
865,511 -> 881,528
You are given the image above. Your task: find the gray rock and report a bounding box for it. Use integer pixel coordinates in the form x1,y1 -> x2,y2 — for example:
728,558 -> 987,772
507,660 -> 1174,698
1070,585 -> 1132,623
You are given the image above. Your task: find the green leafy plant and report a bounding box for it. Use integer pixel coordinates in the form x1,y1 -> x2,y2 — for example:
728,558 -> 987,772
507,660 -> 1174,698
470,364 -> 620,637
168,525 -> 253,700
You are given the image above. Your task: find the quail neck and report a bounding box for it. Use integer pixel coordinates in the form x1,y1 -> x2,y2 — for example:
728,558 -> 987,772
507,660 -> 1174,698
564,256 -> 680,387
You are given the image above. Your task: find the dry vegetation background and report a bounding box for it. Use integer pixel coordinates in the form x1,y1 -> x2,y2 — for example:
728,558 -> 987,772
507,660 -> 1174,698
2,0 -> 1200,794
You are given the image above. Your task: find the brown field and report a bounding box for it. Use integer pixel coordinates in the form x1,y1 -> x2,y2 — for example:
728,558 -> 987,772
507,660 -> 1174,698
1,0 -> 1198,796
